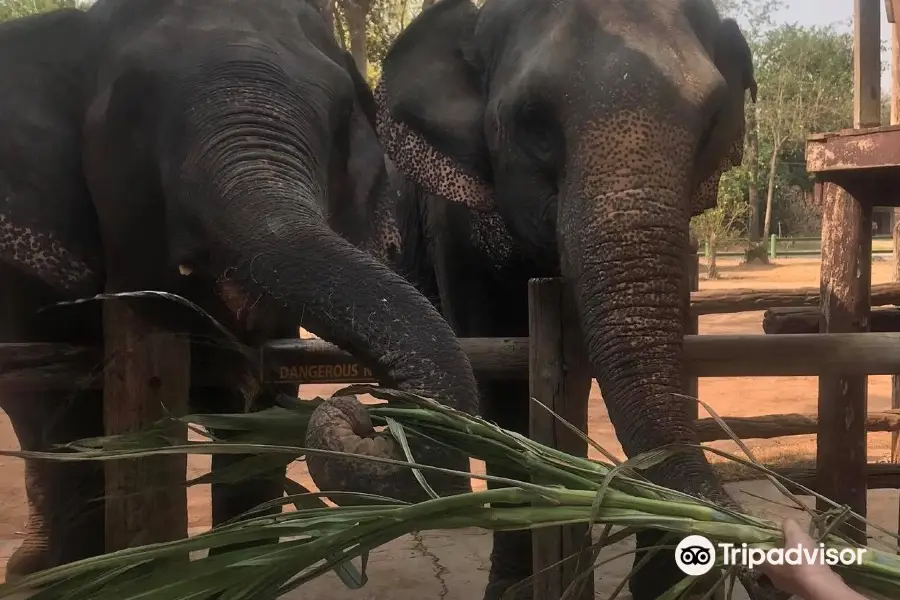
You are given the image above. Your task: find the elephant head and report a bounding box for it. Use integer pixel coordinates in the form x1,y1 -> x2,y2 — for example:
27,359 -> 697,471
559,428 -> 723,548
72,0 -> 478,500
374,0 -> 759,594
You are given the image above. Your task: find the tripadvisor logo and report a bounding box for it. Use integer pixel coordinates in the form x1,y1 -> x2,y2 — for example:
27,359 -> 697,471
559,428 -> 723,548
674,535 -> 867,576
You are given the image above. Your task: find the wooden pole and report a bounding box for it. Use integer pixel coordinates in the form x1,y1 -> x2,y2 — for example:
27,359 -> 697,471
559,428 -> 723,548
763,307 -> 900,334
817,181 -> 873,544
814,0 -> 881,544
889,0 -> 900,553
855,0 -> 883,129
528,278 -> 593,600
103,299 -> 189,552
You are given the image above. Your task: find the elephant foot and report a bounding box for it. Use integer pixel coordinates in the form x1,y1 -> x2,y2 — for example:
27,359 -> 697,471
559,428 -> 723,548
629,530 -> 688,600
483,576 -> 533,600
6,541 -> 52,581
483,530 -> 533,600
4,490 -> 105,581
208,434 -> 287,555
1,392 -> 106,580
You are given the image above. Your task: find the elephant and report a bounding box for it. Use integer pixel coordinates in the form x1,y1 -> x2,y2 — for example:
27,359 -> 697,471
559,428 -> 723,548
304,0 -> 773,598
0,0 -> 478,579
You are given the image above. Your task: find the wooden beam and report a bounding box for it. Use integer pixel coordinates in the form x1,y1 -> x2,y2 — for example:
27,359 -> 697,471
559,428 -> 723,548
695,410 -> 900,442
890,5 -> 900,553
103,299 -> 189,552
887,0 -> 900,23
762,307 -> 900,334
817,180 -> 872,545
528,278 -> 593,600
691,282 -> 900,315
806,126 -> 900,174
854,0 -> 882,127
17,331 -> 900,392
718,463 -> 900,494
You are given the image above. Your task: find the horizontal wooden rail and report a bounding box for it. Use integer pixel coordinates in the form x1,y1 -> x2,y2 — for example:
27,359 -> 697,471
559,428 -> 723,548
8,332 -> 900,392
690,281 -> 900,315
695,410 -> 900,442
718,463 -> 900,494
763,306 -> 900,334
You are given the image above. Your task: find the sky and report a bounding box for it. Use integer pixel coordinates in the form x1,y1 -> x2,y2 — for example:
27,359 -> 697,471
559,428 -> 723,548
773,0 -> 893,92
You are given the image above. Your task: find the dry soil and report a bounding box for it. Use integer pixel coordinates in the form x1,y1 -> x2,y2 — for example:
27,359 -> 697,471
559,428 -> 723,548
1,257 -> 898,599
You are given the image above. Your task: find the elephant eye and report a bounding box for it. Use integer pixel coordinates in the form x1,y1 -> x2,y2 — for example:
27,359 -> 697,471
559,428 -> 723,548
514,101 -> 559,164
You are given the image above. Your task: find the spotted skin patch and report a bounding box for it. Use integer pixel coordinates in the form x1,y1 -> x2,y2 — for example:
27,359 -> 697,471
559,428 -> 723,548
0,213 -> 98,295
374,80 -> 494,212
360,163 -> 404,266
691,131 -> 745,216
468,207 -> 517,270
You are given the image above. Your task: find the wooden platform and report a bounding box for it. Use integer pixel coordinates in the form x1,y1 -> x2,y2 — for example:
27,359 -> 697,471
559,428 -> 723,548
807,125 -> 900,202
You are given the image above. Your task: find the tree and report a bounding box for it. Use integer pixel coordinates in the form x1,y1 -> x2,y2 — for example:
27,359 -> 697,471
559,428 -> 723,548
690,169 -> 750,279
0,0 -> 80,21
334,0 -> 425,84
753,25 -> 853,239
335,0 -> 372,75
714,0 -> 781,245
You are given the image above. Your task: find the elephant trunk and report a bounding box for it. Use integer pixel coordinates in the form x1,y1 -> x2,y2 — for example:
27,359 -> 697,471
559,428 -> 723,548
226,214 -> 475,502
557,171 -> 730,506
176,68 -> 477,503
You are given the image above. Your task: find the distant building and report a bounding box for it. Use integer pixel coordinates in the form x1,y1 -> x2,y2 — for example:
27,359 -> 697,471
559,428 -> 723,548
874,207 -> 894,235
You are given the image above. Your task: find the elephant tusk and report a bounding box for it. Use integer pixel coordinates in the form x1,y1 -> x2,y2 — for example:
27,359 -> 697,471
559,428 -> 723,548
178,264 -> 194,276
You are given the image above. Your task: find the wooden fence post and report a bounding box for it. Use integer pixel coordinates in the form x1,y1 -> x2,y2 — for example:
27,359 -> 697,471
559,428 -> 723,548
103,298 -> 190,552
528,278 -> 593,600
817,181 -> 872,545
814,0 -> 880,545
889,0 -> 900,552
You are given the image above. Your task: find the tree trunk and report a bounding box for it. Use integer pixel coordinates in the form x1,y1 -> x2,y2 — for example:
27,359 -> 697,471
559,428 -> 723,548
333,7 -> 349,51
707,234 -> 719,279
762,139 -> 781,240
341,0 -> 368,76
747,105 -> 760,241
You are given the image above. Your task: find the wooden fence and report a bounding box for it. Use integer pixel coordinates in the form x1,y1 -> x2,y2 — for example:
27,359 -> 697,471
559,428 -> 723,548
5,249 -> 900,598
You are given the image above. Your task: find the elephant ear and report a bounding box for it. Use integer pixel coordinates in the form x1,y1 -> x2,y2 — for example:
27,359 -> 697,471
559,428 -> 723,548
0,9 -> 103,297
334,50 -> 402,264
374,0 -> 494,211
690,17 -> 757,217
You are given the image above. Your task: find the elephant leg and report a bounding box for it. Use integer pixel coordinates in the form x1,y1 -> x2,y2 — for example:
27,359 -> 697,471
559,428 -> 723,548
481,378 -> 533,600
3,392 -> 105,579
190,374 -> 288,552
428,239 -> 534,600
0,264 -> 105,579
209,426 -> 286,539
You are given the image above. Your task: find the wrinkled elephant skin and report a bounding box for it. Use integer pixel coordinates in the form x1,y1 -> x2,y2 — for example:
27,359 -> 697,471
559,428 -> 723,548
0,0 -> 478,579
377,0 -> 771,599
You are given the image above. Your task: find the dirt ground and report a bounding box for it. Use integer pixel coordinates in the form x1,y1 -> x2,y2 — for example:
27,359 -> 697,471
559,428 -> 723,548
1,256 -> 899,597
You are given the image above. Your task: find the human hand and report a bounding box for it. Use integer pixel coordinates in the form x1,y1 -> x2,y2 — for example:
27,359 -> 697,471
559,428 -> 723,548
758,518 -> 843,598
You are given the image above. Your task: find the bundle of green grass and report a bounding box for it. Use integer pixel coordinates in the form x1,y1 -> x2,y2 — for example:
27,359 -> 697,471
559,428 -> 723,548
0,386 -> 898,600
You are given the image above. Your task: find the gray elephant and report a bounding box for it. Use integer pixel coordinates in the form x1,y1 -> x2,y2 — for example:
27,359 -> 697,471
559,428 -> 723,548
306,0 -> 765,598
0,0 -> 477,578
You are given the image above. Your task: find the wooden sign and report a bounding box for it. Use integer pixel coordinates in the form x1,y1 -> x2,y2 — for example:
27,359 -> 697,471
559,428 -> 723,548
271,361 -> 376,384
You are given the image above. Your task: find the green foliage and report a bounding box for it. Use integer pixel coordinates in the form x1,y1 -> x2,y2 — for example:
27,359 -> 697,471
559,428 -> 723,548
751,23 -> 853,237
754,24 -> 854,151
690,169 -> 751,277
1,386 -> 899,600
707,1 -> 855,242
0,0 -> 80,21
